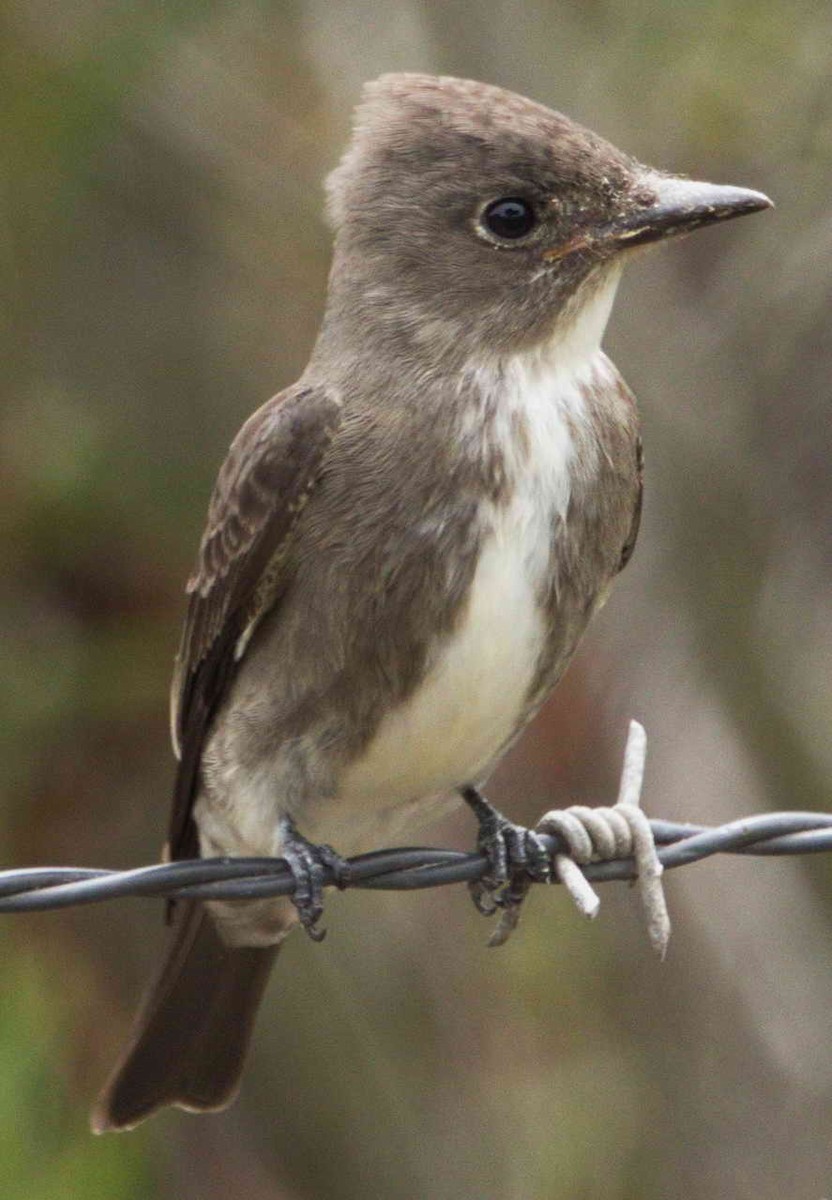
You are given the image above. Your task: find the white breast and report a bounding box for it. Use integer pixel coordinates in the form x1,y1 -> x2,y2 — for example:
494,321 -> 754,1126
336,273 -> 622,820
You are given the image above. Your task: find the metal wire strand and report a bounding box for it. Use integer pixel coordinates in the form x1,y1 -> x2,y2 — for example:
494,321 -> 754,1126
1,813 -> 831,913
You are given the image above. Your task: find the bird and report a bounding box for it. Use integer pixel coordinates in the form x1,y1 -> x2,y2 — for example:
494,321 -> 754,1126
92,72 -> 771,1132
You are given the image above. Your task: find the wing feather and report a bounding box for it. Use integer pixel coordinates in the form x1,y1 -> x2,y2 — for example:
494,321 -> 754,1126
167,383 -> 342,860
618,435 -> 643,572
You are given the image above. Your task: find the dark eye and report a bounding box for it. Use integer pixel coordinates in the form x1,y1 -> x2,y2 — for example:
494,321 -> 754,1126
481,197 -> 537,241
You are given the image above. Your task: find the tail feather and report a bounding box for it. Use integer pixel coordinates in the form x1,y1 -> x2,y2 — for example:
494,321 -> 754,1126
92,904 -> 278,1133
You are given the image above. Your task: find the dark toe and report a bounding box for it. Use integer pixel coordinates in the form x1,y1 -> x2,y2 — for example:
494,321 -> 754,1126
280,825 -> 346,942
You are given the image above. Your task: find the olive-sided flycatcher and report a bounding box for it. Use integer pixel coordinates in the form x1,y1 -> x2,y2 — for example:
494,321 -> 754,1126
92,73 -> 771,1132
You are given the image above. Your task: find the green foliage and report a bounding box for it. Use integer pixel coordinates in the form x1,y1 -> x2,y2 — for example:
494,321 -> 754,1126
0,953 -> 152,1199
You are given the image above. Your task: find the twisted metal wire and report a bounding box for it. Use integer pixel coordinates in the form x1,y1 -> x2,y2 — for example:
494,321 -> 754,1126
1,811 -> 830,914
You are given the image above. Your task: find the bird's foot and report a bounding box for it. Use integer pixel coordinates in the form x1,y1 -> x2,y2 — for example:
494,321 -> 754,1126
461,786 -> 551,947
536,722 -> 670,958
279,819 -> 351,942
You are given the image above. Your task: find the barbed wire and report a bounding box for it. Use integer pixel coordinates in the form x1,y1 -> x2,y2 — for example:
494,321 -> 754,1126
1,811 -> 830,915
2,722 -> 830,926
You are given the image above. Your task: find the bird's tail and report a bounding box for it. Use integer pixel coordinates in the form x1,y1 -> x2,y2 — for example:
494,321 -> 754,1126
91,902 -> 279,1133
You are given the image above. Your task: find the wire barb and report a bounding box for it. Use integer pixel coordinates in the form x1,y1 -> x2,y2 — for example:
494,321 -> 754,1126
535,721 -> 671,957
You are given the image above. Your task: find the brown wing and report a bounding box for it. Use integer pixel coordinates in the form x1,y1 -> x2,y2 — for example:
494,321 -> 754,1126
619,435 -> 644,572
167,383 -> 342,861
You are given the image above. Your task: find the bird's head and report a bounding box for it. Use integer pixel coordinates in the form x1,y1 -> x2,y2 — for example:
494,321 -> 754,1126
324,74 -> 771,365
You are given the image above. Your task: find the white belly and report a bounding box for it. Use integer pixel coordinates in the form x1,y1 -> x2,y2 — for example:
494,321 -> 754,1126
336,337 -> 614,821
337,519 -> 548,808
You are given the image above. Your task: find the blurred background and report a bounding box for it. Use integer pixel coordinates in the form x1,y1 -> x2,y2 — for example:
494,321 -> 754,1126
2,1 -> 831,1197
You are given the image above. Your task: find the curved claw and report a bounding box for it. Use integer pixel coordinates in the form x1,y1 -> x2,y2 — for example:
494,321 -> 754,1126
461,787 -> 551,944
279,822 -> 351,942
